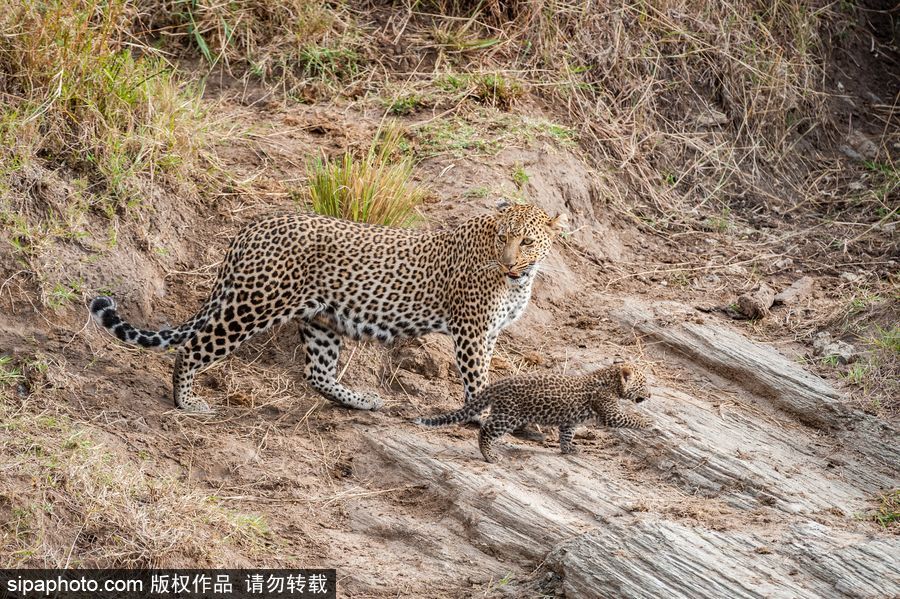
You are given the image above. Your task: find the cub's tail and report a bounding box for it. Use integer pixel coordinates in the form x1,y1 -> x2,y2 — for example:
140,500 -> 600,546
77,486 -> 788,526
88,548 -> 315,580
89,296 -> 205,351
414,392 -> 493,427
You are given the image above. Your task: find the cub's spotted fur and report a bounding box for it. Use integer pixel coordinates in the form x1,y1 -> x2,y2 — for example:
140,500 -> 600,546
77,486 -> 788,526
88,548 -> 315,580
90,205 -> 563,412
415,363 -> 651,463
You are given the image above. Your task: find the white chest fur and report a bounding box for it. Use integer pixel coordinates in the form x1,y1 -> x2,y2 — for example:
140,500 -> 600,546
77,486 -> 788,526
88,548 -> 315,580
489,275 -> 535,335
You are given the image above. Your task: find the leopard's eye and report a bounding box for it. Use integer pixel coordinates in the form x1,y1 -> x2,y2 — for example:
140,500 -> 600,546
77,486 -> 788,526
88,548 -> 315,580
521,238 -> 534,246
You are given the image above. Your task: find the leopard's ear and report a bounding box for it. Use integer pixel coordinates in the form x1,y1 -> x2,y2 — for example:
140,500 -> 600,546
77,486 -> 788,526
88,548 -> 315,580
548,213 -> 568,233
495,198 -> 512,212
619,364 -> 634,386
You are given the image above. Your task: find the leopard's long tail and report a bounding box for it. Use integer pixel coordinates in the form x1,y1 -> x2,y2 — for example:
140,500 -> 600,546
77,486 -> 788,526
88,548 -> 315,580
89,296 -> 208,351
414,391 -> 493,427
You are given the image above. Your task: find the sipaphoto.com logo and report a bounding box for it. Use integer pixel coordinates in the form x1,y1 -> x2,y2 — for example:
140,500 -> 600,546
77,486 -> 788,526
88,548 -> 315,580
6,573 -> 141,596
0,568 -> 338,599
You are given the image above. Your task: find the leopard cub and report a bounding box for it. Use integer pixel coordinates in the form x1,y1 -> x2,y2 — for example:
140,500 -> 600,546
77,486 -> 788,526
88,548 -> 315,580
415,362 -> 652,463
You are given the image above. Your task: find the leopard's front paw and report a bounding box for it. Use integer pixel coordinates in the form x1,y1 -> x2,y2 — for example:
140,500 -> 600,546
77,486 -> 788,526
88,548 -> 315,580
481,450 -> 502,464
359,392 -> 385,411
179,396 -> 214,414
634,415 -> 653,429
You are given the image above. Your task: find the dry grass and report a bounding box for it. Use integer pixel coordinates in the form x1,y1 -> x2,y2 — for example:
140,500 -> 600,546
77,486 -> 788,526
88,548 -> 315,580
0,0 -> 208,209
0,396 -> 269,567
307,122 -> 426,226
870,489 -> 900,530
137,0 -> 355,97
405,1 -> 838,218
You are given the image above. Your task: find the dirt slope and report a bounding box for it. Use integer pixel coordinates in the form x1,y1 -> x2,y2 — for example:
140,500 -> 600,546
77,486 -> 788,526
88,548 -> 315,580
2,0 -> 900,590
1,93 -> 897,597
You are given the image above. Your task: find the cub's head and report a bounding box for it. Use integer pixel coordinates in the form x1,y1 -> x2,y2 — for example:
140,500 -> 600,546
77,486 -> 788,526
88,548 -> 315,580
493,203 -> 566,282
615,363 -> 650,403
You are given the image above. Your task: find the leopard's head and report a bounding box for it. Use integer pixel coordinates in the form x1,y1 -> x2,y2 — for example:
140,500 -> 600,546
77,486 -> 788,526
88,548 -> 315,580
493,203 -> 566,282
615,363 -> 650,404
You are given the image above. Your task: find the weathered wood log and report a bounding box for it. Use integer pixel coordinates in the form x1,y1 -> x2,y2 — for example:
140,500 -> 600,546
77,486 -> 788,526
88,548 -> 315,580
358,424 -> 900,599
609,299 -> 900,470
612,299 -> 848,428
350,297 -> 899,598
547,520 -> 900,599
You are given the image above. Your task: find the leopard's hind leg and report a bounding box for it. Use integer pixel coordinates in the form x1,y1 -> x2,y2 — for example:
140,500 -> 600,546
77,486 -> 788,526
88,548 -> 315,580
299,320 -> 383,410
172,299 -> 294,412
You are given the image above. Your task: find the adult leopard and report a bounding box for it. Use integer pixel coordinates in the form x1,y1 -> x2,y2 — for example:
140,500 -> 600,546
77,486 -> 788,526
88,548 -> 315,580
90,204 -> 565,412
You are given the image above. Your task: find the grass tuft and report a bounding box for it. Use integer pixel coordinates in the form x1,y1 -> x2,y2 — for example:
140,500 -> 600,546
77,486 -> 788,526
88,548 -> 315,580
0,0 -> 208,209
0,357 -> 24,387
307,122 -> 425,227
470,73 -> 524,109
870,489 -> 900,529
0,400 -> 271,567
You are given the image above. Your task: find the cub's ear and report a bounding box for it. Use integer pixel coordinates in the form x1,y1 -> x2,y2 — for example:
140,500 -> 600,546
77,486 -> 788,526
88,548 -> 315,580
619,364 -> 634,386
495,198 -> 512,212
548,213 -> 568,232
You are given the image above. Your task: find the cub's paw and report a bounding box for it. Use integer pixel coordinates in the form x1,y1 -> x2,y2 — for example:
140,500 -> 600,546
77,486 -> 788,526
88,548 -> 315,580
561,446 -> 579,455
634,415 -> 654,429
481,449 -> 503,464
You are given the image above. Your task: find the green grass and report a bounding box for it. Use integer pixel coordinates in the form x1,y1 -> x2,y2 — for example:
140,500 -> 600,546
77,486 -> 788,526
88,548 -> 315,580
417,118 -> 499,158
471,74 -> 524,109
871,489 -> 900,528
386,94 -> 423,115
862,160 -> 899,211
297,45 -> 359,82
0,0 -> 207,210
46,280 -> 82,311
512,164 -> 530,189
307,122 -> 425,226
820,355 -> 840,368
870,325 -> 900,355
464,186 -> 491,199
0,356 -> 24,387
416,112 -> 573,159
841,362 -> 870,385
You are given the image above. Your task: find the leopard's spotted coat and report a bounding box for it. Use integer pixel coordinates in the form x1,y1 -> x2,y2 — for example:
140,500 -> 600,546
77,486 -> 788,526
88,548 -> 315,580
90,204 -> 563,412
415,363 -> 652,462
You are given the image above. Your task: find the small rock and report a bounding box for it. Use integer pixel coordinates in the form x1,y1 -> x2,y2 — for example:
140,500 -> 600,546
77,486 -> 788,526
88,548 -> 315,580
736,283 -> 776,319
774,258 -> 793,269
391,339 -> 451,379
812,332 -> 858,364
773,276 -> 814,305
846,130 -> 878,160
696,109 -> 729,127
838,145 -> 864,162
840,272 -> 862,284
